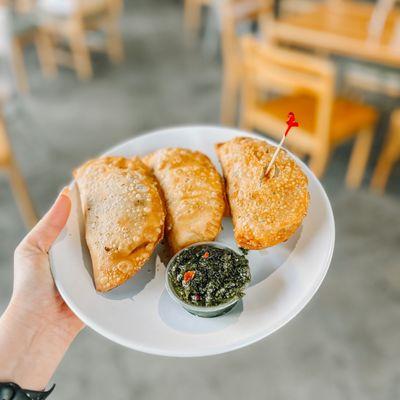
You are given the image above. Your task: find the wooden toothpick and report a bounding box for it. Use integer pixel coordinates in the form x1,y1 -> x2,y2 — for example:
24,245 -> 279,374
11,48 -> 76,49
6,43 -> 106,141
261,112 -> 299,181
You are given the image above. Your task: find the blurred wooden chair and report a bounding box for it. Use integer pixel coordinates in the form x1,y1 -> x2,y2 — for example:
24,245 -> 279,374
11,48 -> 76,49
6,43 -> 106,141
38,0 -> 124,80
11,13 -> 57,93
239,36 -> 378,187
371,108 -> 400,193
220,0 -> 272,125
0,111 -> 37,228
0,2 -> 55,94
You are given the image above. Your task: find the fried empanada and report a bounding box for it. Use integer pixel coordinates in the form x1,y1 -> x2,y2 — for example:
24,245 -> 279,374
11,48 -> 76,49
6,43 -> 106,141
215,137 -> 309,249
143,148 -> 225,254
74,157 -> 165,292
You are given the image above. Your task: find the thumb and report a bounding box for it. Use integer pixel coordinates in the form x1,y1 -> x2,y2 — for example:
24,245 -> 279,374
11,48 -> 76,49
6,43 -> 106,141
22,188 -> 71,254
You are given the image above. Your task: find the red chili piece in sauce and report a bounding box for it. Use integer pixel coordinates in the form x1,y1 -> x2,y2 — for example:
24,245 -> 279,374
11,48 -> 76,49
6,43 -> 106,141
183,270 -> 196,284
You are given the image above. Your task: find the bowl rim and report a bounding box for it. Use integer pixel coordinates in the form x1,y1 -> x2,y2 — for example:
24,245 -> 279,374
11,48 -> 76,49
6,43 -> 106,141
165,241 -> 250,313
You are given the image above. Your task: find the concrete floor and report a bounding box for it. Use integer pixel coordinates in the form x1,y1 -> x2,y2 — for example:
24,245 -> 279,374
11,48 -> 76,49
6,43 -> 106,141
1,1 -> 400,399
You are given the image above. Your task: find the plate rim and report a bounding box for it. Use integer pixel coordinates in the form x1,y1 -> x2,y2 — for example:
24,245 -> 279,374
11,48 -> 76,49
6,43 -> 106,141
50,124 -> 335,357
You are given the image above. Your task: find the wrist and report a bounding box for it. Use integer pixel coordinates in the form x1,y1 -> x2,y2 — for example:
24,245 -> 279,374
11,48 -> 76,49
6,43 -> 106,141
0,302 -> 77,390
7,295 -> 79,344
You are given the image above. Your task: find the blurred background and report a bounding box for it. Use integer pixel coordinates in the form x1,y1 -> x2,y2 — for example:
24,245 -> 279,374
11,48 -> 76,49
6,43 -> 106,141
0,0 -> 399,398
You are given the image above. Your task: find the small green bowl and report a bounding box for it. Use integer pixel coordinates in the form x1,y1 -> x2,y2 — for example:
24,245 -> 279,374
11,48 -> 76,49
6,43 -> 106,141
165,241 -> 249,318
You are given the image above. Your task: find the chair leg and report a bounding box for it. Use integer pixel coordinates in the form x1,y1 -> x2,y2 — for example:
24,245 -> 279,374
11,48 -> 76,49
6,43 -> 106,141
309,147 -> 330,179
370,137 -> 400,194
220,67 -> 239,126
346,127 -> 374,189
105,17 -> 124,63
7,159 -> 37,229
68,24 -> 93,80
34,30 -> 58,78
370,153 -> 397,194
11,38 -> 29,94
184,0 -> 202,38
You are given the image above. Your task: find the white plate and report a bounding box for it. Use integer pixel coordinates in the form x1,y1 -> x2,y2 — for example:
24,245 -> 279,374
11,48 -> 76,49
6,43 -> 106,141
50,126 -> 335,357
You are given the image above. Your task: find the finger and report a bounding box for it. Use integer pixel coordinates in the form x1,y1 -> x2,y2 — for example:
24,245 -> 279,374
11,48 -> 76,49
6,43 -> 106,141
23,188 -> 71,254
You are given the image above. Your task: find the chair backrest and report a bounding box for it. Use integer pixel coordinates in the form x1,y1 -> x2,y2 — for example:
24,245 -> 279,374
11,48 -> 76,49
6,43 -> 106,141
240,35 -> 336,144
221,0 -> 273,70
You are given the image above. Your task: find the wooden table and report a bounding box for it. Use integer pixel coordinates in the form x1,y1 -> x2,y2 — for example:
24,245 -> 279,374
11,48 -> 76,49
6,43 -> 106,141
267,2 -> 400,67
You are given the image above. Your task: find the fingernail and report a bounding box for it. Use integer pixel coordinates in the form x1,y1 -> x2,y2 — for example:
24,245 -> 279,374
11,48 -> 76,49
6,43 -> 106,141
60,186 -> 70,197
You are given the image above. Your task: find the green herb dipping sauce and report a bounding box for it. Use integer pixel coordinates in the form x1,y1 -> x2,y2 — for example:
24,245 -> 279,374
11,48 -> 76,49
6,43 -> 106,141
168,244 -> 251,307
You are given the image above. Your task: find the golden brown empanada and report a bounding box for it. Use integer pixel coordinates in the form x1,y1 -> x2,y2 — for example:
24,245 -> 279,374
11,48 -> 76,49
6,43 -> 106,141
74,157 -> 165,292
143,148 -> 225,254
215,137 -> 309,249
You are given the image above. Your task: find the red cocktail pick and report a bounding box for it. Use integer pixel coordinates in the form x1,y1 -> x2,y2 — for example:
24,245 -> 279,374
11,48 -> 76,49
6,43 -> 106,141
262,112 -> 299,180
